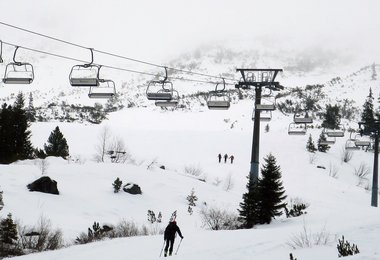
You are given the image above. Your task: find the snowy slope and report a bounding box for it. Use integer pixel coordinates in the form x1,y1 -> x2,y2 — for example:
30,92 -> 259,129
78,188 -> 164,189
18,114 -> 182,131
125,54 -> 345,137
1,0 -> 380,259
1,101 -> 380,259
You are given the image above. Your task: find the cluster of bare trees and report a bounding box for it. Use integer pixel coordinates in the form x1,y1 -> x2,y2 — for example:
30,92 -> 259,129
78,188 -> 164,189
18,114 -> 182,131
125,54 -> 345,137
93,126 -> 132,163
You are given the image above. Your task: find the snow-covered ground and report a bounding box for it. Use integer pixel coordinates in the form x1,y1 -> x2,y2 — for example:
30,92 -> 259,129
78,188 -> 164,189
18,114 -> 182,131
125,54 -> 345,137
1,99 -> 380,260
1,0 -> 380,259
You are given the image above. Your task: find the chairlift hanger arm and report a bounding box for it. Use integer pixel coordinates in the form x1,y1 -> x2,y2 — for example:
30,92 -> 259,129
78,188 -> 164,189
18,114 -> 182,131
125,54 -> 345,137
84,48 -> 94,67
12,46 -> 21,65
0,40 -> 3,63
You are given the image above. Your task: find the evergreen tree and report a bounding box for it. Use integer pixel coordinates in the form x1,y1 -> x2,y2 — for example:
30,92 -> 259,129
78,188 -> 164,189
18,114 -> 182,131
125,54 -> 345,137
44,126 -> 70,158
306,134 -> 317,153
0,213 -> 20,257
322,104 -> 341,130
258,154 -> 287,224
13,93 -> 34,161
112,177 -> 122,193
361,88 -> 375,135
0,94 -> 34,164
0,104 -> 14,163
26,92 -> 36,122
317,131 -> 330,152
238,177 -> 261,228
186,188 -> 198,207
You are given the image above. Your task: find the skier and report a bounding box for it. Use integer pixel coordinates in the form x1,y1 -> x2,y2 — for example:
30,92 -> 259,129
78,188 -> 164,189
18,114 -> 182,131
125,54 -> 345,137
218,153 -> 222,163
164,221 -> 183,257
224,153 -> 228,163
229,155 -> 235,164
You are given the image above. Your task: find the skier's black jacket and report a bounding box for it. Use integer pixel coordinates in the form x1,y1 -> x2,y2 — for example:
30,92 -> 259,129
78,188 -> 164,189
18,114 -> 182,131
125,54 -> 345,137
164,221 -> 183,240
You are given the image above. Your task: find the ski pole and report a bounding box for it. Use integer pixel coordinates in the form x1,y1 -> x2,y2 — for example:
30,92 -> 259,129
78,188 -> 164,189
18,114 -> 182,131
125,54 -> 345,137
175,238 -> 183,255
159,240 -> 165,257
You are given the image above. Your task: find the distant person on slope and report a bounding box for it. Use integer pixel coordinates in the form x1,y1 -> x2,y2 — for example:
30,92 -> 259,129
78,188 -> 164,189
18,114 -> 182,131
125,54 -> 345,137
224,153 -> 228,163
218,153 -> 222,163
229,155 -> 235,164
164,221 -> 183,257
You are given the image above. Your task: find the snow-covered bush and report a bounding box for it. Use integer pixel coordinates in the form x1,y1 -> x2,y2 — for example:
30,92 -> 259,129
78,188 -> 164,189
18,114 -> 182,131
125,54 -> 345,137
112,177 -> 122,193
354,162 -> 370,187
18,216 -> 64,253
186,188 -> 198,207
76,219 -> 164,244
147,210 -> 157,223
223,173 -> 234,192
184,164 -> 203,177
75,221 -> 111,244
337,236 -> 360,257
287,223 -> 333,249
285,198 -> 309,218
200,205 -> 239,230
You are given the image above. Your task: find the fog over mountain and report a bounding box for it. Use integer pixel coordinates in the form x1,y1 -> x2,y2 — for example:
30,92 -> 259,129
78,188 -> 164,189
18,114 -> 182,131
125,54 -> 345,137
1,0 -> 379,80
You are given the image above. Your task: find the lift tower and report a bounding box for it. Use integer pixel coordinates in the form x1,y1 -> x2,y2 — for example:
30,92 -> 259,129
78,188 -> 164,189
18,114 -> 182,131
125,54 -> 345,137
358,120 -> 380,207
235,69 -> 284,182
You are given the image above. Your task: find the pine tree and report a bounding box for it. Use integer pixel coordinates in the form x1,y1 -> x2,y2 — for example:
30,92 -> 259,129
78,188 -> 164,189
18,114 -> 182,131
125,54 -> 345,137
112,177 -> 122,193
0,94 -> 34,164
13,93 -> 34,161
238,177 -> 261,228
306,134 -> 317,153
321,104 -> 341,130
186,188 -> 198,207
0,213 -> 20,257
0,104 -> 14,163
44,126 -> 70,158
26,92 -> 36,122
361,88 -> 375,135
317,131 -> 330,152
258,154 -> 287,224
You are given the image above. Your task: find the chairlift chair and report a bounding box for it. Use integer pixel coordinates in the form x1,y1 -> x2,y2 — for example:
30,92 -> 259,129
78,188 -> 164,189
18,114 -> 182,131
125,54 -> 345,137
324,125 -> 345,138
207,79 -> 231,110
246,72 -> 255,82
88,79 -> 116,99
252,108 -> 272,122
146,67 -> 174,100
319,136 -> 336,145
345,139 -> 360,150
354,134 -> 371,147
70,65 -> 100,87
155,89 -> 179,107
261,71 -> 271,82
2,46 -> 34,84
69,48 -> 99,87
146,80 -> 173,100
293,113 -> 313,124
255,95 -> 276,111
288,123 -> 307,135
207,91 -> 231,110
354,140 -> 371,147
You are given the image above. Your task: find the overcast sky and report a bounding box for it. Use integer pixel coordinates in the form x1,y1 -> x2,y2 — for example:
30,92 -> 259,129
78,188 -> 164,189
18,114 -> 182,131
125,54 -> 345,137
1,0 -> 379,73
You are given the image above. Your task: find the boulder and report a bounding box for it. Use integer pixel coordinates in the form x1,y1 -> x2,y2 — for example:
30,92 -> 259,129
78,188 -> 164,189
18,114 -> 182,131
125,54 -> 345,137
27,176 -> 59,195
159,165 -> 166,170
123,183 -> 142,195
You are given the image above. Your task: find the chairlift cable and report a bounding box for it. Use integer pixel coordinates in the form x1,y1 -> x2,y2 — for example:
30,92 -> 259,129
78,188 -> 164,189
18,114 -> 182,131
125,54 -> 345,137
0,20 -> 236,82
1,41 -> 231,85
